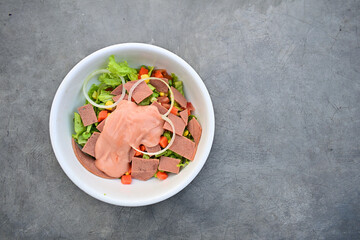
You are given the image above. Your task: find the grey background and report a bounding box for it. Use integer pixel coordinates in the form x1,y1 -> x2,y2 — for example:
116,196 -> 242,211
1,0 -> 359,239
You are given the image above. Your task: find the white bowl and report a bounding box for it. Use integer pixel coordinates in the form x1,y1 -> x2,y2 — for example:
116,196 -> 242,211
49,43 -> 215,206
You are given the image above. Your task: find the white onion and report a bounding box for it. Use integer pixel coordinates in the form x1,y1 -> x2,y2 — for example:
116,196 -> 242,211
128,77 -> 176,156
82,69 -> 126,109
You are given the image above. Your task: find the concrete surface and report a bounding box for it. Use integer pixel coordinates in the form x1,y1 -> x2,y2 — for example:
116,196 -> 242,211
1,0 -> 359,239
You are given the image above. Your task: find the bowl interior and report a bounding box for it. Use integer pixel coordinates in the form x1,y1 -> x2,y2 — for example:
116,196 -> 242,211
50,44 -> 214,206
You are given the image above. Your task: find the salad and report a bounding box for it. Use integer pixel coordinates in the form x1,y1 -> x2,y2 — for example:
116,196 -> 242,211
72,56 -> 202,184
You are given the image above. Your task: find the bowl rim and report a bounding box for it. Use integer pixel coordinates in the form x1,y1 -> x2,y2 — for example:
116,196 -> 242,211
49,43 -> 215,206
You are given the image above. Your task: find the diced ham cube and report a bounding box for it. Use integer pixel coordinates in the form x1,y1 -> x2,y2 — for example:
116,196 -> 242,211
77,104 -> 98,126
179,109 -> 189,125
152,101 -> 168,115
163,113 -> 186,136
81,132 -> 100,157
112,93 -> 128,102
145,144 -> 161,154
188,118 -> 202,145
131,157 -> 159,181
159,156 -> 180,174
96,119 -> 106,132
124,80 -> 153,104
150,78 -> 169,93
171,87 -> 187,108
110,84 -> 124,96
169,135 -> 196,161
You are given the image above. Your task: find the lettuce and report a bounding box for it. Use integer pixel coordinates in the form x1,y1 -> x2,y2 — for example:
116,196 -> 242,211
163,131 -> 172,142
107,55 -> 138,81
97,90 -> 113,103
72,112 -> 86,139
174,81 -> 184,96
88,84 -> 99,100
177,160 -> 190,168
98,73 -> 122,87
171,73 -> 184,95
147,66 -> 154,77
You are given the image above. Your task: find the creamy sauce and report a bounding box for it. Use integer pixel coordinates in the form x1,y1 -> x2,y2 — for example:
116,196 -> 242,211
95,100 -> 164,177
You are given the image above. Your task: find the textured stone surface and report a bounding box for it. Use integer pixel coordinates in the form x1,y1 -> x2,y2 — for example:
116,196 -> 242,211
1,0 -> 360,239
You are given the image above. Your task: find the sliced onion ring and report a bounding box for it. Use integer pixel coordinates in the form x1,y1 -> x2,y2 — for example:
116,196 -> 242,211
131,115 -> 176,156
82,69 -> 126,109
128,77 -> 176,156
127,77 -> 174,117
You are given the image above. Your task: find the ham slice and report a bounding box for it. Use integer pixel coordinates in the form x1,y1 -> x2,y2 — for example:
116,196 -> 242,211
171,87 -> 187,108
163,113 -> 186,136
81,132 -> 101,157
145,144 -> 161,154
124,80 -> 153,104
71,138 -> 115,179
78,104 -> 97,126
131,157 -> 159,181
112,93 -> 128,102
188,118 -> 202,145
159,156 -> 180,174
169,135 -> 196,161
110,84 -> 124,96
157,96 -> 170,104
150,78 -> 169,93
179,109 -> 188,125
96,120 -> 106,132
152,101 -> 167,115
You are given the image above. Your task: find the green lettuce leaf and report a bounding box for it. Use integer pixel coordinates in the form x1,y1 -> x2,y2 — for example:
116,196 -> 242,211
98,73 -> 122,87
107,55 -> 138,81
177,160 -> 190,168
72,112 -> 86,139
82,131 -> 92,140
97,90 -> 114,103
77,135 -> 87,146
174,81 -> 184,96
88,84 -> 99,100
147,66 -> 154,76
171,73 -> 184,95
163,131 -> 172,142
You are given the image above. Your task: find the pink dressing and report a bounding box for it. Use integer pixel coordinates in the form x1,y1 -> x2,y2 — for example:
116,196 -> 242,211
94,100 -> 164,178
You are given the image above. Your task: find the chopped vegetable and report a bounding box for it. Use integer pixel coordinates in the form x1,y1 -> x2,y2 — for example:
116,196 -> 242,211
107,55 -> 138,81
177,160 -> 190,168
97,90 -> 114,103
170,106 -> 179,115
156,171 -> 168,180
121,175 -> 132,184
98,110 -> 108,122
159,136 -> 168,148
105,100 -> 113,110
88,84 -> 99,100
147,66 -> 154,77
154,70 -> 163,78
163,131 -> 172,142
72,112 -> 86,139
141,74 -> 150,83
139,66 -> 149,76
